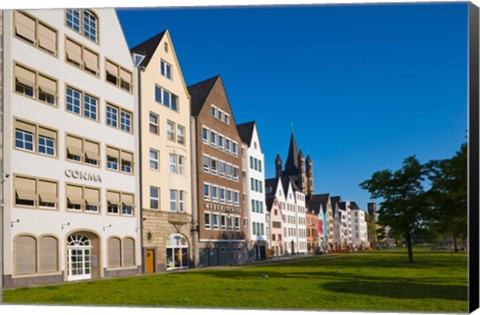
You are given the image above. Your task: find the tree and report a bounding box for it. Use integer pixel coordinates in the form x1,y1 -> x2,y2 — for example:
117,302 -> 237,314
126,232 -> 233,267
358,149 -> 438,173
360,156 -> 428,263
426,143 -> 467,252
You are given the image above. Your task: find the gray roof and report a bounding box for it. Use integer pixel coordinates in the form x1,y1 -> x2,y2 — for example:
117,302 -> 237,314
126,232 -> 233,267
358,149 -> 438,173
187,75 -> 221,116
284,132 -> 300,175
130,30 -> 167,68
307,193 -> 330,215
237,121 -> 255,146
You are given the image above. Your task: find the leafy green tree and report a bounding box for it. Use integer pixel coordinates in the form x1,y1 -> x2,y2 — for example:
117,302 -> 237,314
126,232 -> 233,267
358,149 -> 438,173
360,156 -> 428,263
426,143 -> 467,252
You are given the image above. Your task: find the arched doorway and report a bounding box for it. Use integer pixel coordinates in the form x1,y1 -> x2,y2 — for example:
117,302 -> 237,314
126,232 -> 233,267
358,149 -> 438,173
166,234 -> 189,270
67,234 -> 92,281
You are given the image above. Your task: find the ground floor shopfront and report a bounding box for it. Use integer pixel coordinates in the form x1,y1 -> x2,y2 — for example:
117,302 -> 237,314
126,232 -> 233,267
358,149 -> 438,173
4,229 -> 140,288
142,210 -> 193,273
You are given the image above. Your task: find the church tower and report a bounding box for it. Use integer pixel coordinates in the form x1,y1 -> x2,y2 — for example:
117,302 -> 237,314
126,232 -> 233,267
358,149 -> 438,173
306,155 -> 314,197
275,154 -> 283,178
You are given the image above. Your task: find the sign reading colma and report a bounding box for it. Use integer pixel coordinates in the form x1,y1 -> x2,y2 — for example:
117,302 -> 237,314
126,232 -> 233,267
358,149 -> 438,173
65,169 -> 102,183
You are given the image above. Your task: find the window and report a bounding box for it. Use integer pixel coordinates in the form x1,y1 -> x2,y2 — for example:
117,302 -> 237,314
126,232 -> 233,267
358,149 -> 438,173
84,140 -> 100,167
225,139 -> 231,154
220,215 -> 226,230
14,235 -> 37,275
150,186 -> 159,210
177,125 -> 185,145
179,191 -> 185,212
120,150 -> 133,174
202,127 -> 208,144
38,129 -> 56,157
225,114 -> 230,125
66,86 -> 98,121
203,183 -> 210,200
203,155 -> 210,173
66,9 -> 98,43
226,164 -> 232,180
66,184 -> 100,213
106,104 -> 132,133
211,105 -> 217,118
116,192 -> 134,216
234,217 -> 240,231
211,186 -> 218,201
167,121 -> 175,141
234,191 -> 239,205
14,121 -> 34,152
169,154 -> 177,173
121,193 -> 134,216
106,105 -> 118,128
178,155 -> 185,175
149,112 -> 159,134
210,131 -> 216,147
65,38 -> 99,75
14,175 -> 58,209
107,147 -> 119,171
219,187 -> 225,203
121,111 -> 132,133
227,190 -> 232,205
212,214 -> 219,229
14,63 -> 57,106
232,142 -> 238,157
65,134 -> 82,162
170,190 -> 178,212
106,59 -> 132,93
233,167 -> 239,181
219,161 -> 225,177
160,60 -> 172,79
204,213 -> 211,229
14,11 -> 57,55
106,191 -> 119,214
218,135 -> 224,151
155,85 -> 178,111
211,158 -> 218,175
149,149 -> 159,170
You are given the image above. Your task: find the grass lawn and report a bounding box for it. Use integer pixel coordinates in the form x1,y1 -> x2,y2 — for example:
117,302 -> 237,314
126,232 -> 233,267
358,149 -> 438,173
2,249 -> 468,312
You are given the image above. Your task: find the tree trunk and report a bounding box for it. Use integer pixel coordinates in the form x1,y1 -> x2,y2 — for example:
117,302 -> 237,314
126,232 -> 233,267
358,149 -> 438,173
453,234 -> 458,253
405,232 -> 414,263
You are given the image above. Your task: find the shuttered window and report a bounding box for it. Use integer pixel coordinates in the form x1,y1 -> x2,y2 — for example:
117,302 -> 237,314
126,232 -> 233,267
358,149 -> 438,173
65,37 -> 99,76
107,237 -> 121,268
123,238 -> 135,267
39,236 -> 58,272
15,236 -> 37,274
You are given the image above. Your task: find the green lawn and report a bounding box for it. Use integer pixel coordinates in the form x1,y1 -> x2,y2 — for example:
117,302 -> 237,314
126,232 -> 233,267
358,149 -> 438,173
2,249 -> 468,312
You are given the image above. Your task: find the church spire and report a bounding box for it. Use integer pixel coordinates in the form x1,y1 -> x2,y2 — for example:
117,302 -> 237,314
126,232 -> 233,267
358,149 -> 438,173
284,130 -> 300,175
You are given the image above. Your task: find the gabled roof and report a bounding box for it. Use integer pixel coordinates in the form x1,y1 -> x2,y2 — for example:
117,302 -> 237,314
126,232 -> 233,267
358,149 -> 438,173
283,132 -> 301,176
237,121 -> 255,146
330,196 -> 341,214
265,178 -> 280,197
188,75 -> 221,116
307,193 -> 330,215
266,195 -> 276,212
130,30 -> 167,68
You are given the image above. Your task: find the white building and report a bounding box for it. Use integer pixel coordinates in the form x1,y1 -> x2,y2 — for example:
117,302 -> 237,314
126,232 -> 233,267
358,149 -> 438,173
266,176 -> 307,255
237,121 -> 267,260
1,9 -> 140,287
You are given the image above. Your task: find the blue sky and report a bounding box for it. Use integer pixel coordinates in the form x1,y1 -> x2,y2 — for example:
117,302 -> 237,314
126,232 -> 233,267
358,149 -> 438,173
117,3 -> 468,210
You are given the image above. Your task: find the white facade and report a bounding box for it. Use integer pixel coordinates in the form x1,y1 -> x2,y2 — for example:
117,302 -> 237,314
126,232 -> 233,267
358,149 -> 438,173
351,209 -> 368,247
243,124 -> 267,259
2,9 -> 140,287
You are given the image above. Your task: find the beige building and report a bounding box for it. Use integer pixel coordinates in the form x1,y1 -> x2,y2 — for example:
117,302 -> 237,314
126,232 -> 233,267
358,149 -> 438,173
131,31 -> 193,272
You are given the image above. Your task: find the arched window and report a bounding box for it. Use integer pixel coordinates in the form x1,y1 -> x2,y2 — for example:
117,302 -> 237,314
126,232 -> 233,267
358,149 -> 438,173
39,236 -> 58,273
15,235 -> 37,274
66,9 -> 98,43
123,238 -> 135,267
107,237 -> 121,268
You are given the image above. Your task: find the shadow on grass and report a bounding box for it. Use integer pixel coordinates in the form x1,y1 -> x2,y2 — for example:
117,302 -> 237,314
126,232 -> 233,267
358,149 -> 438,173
322,281 -> 468,301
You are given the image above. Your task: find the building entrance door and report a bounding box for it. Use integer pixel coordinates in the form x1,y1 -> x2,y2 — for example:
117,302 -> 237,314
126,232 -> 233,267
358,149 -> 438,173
145,249 -> 155,273
67,234 -> 92,281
